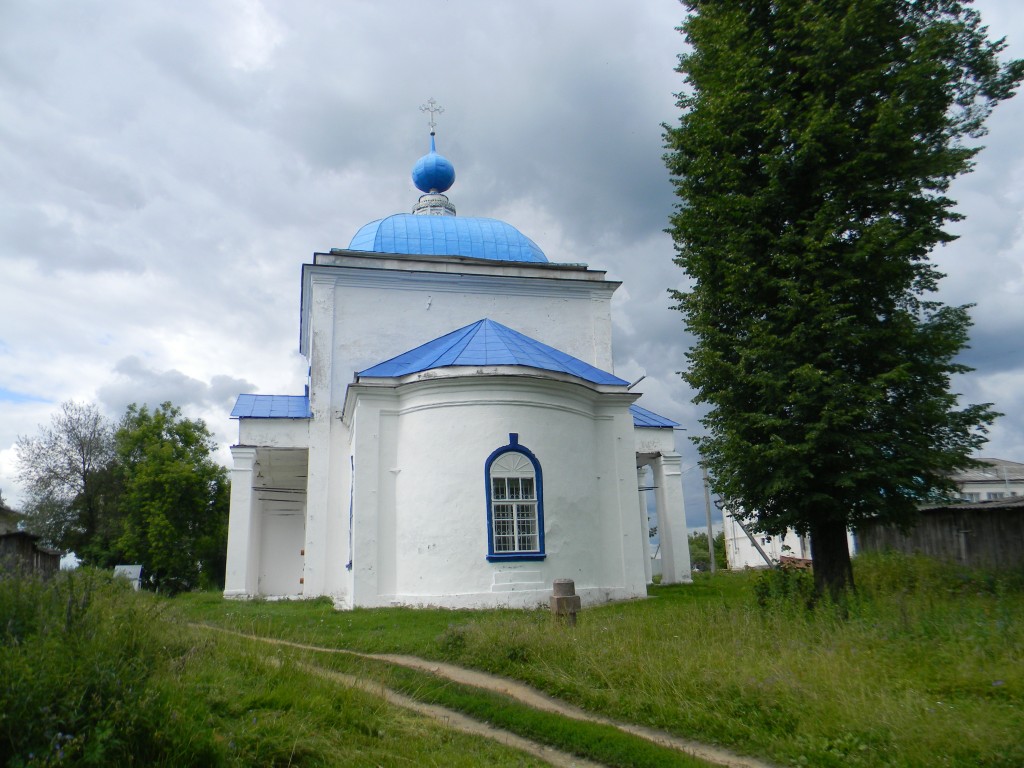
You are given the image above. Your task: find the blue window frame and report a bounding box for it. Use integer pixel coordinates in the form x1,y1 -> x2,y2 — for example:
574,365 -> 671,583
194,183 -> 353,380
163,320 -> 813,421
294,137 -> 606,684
485,434 -> 545,562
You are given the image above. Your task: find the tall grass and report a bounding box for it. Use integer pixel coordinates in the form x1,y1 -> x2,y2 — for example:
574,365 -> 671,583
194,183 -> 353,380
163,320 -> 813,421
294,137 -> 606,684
0,569 -> 549,767
175,553 -> 1024,767
0,568 -> 211,767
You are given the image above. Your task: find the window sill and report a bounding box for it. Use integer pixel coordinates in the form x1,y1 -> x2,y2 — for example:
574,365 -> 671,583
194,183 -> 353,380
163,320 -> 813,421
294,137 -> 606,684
486,553 -> 546,562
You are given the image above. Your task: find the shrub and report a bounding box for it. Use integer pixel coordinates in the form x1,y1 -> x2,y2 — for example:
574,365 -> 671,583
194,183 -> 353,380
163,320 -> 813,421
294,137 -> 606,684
0,568 -> 221,767
752,565 -> 816,609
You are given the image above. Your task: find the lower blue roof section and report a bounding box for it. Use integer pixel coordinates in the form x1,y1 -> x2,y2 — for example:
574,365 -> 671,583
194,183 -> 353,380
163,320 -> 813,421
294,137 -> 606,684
358,319 -> 628,386
230,378 -> 674,427
231,394 -> 311,419
630,404 -> 679,428
349,215 -> 547,263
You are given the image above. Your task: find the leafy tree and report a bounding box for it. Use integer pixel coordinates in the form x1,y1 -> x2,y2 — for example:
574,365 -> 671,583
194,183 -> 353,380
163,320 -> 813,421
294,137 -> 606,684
15,400 -> 230,591
688,530 -> 727,571
665,1 -> 1023,597
15,401 -> 117,557
115,403 -> 229,594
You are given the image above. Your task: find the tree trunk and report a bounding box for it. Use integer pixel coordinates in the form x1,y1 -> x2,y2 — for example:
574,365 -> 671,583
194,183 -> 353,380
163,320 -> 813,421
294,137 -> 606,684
809,519 -> 854,600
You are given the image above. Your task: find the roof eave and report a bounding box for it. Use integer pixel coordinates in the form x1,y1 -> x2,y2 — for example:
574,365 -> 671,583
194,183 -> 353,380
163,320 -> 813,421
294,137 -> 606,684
355,365 -> 631,391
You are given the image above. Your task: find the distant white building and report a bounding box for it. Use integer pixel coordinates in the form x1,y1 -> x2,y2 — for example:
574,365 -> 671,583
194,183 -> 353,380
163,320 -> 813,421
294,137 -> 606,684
223,130 -> 691,609
723,515 -> 794,568
952,458 -> 1024,502
722,511 -> 858,569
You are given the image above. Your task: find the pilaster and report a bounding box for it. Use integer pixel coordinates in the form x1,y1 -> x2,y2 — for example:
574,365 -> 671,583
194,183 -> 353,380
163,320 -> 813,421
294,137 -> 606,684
224,446 -> 258,596
653,452 -> 692,584
304,272 -> 338,597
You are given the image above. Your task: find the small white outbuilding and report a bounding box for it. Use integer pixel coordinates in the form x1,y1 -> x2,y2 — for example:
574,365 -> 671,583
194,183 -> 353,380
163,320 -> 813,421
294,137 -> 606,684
223,131 -> 691,608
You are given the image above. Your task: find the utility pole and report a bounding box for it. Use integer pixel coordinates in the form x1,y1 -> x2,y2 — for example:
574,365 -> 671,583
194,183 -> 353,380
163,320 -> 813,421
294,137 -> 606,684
701,464 -> 716,573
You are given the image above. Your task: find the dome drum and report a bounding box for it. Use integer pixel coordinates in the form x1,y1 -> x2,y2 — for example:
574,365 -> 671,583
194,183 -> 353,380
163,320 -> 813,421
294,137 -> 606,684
412,193 -> 456,217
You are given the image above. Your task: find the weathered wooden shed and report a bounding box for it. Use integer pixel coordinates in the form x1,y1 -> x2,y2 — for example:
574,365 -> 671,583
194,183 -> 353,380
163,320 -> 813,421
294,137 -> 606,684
0,531 -> 61,576
0,503 -> 61,577
857,497 -> 1024,569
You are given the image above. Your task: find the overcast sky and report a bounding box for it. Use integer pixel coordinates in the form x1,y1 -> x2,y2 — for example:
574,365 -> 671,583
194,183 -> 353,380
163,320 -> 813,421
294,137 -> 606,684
2,1 -> 1023,531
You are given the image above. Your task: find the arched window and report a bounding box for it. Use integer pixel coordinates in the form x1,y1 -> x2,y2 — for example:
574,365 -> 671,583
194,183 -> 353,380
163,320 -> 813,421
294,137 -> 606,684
485,434 -> 545,561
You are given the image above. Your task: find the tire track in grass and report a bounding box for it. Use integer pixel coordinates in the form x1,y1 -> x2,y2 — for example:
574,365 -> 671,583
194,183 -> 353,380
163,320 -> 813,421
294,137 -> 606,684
367,653 -> 772,768
261,655 -> 602,768
194,624 -> 775,768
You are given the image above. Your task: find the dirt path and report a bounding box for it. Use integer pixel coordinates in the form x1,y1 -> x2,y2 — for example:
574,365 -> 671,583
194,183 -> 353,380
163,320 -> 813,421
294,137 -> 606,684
260,654 -> 602,768
366,652 -> 773,768
195,624 -> 775,768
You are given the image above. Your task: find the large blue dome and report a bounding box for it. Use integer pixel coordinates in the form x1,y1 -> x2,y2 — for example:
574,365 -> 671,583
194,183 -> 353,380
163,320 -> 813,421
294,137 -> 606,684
412,134 -> 455,193
349,214 -> 548,263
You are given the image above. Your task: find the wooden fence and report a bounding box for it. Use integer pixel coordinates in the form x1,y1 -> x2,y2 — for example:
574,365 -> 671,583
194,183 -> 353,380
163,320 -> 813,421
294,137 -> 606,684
857,499 -> 1024,569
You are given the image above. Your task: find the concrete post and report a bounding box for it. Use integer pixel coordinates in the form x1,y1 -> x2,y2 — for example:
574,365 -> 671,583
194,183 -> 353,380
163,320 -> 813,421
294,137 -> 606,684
702,464 -> 716,574
550,578 -> 582,626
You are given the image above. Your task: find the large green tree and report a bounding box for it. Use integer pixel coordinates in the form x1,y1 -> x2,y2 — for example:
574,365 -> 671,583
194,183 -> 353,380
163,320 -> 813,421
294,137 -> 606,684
115,403 -> 229,594
665,0 -> 1023,596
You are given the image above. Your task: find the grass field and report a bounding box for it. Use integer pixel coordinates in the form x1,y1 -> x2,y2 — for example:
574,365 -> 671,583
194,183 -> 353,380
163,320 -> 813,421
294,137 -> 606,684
0,569 -> 552,767
3,554 -> 1022,766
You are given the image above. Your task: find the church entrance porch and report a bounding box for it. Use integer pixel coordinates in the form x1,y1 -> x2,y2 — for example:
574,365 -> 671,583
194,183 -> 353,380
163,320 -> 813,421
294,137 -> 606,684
225,445 -> 309,598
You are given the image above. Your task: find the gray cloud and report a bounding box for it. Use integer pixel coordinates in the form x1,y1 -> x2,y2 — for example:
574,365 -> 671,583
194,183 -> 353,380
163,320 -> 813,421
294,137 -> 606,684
1,0 -> 1022,529
97,356 -> 255,416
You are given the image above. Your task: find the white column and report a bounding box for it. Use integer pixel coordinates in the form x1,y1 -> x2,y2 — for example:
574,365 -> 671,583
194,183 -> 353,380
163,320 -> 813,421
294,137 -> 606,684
224,445 -> 258,596
637,464 -> 653,584
653,452 -> 692,584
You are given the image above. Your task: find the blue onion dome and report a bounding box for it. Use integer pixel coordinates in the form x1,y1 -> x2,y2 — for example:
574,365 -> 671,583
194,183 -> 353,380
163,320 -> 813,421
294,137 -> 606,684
412,133 -> 455,193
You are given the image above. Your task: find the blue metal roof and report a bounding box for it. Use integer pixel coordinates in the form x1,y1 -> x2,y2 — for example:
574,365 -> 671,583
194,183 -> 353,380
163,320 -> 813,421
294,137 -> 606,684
231,394 -> 311,419
349,215 -> 548,263
358,319 -> 628,386
630,404 -> 679,429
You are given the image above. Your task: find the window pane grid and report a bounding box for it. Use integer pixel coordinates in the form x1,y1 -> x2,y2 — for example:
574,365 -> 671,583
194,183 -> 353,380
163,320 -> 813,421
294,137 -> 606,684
493,503 -> 515,552
490,453 -> 539,554
492,478 -> 507,500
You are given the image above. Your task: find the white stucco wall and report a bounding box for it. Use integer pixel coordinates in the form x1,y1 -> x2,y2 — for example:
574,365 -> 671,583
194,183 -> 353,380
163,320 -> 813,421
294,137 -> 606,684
294,252 -> 634,608
301,254 -> 619,413
238,418 -> 309,448
634,427 -> 676,456
345,375 -> 647,608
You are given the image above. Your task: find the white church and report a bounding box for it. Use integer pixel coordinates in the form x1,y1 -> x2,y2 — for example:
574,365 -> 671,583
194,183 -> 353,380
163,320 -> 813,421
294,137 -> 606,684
224,120 -> 692,609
